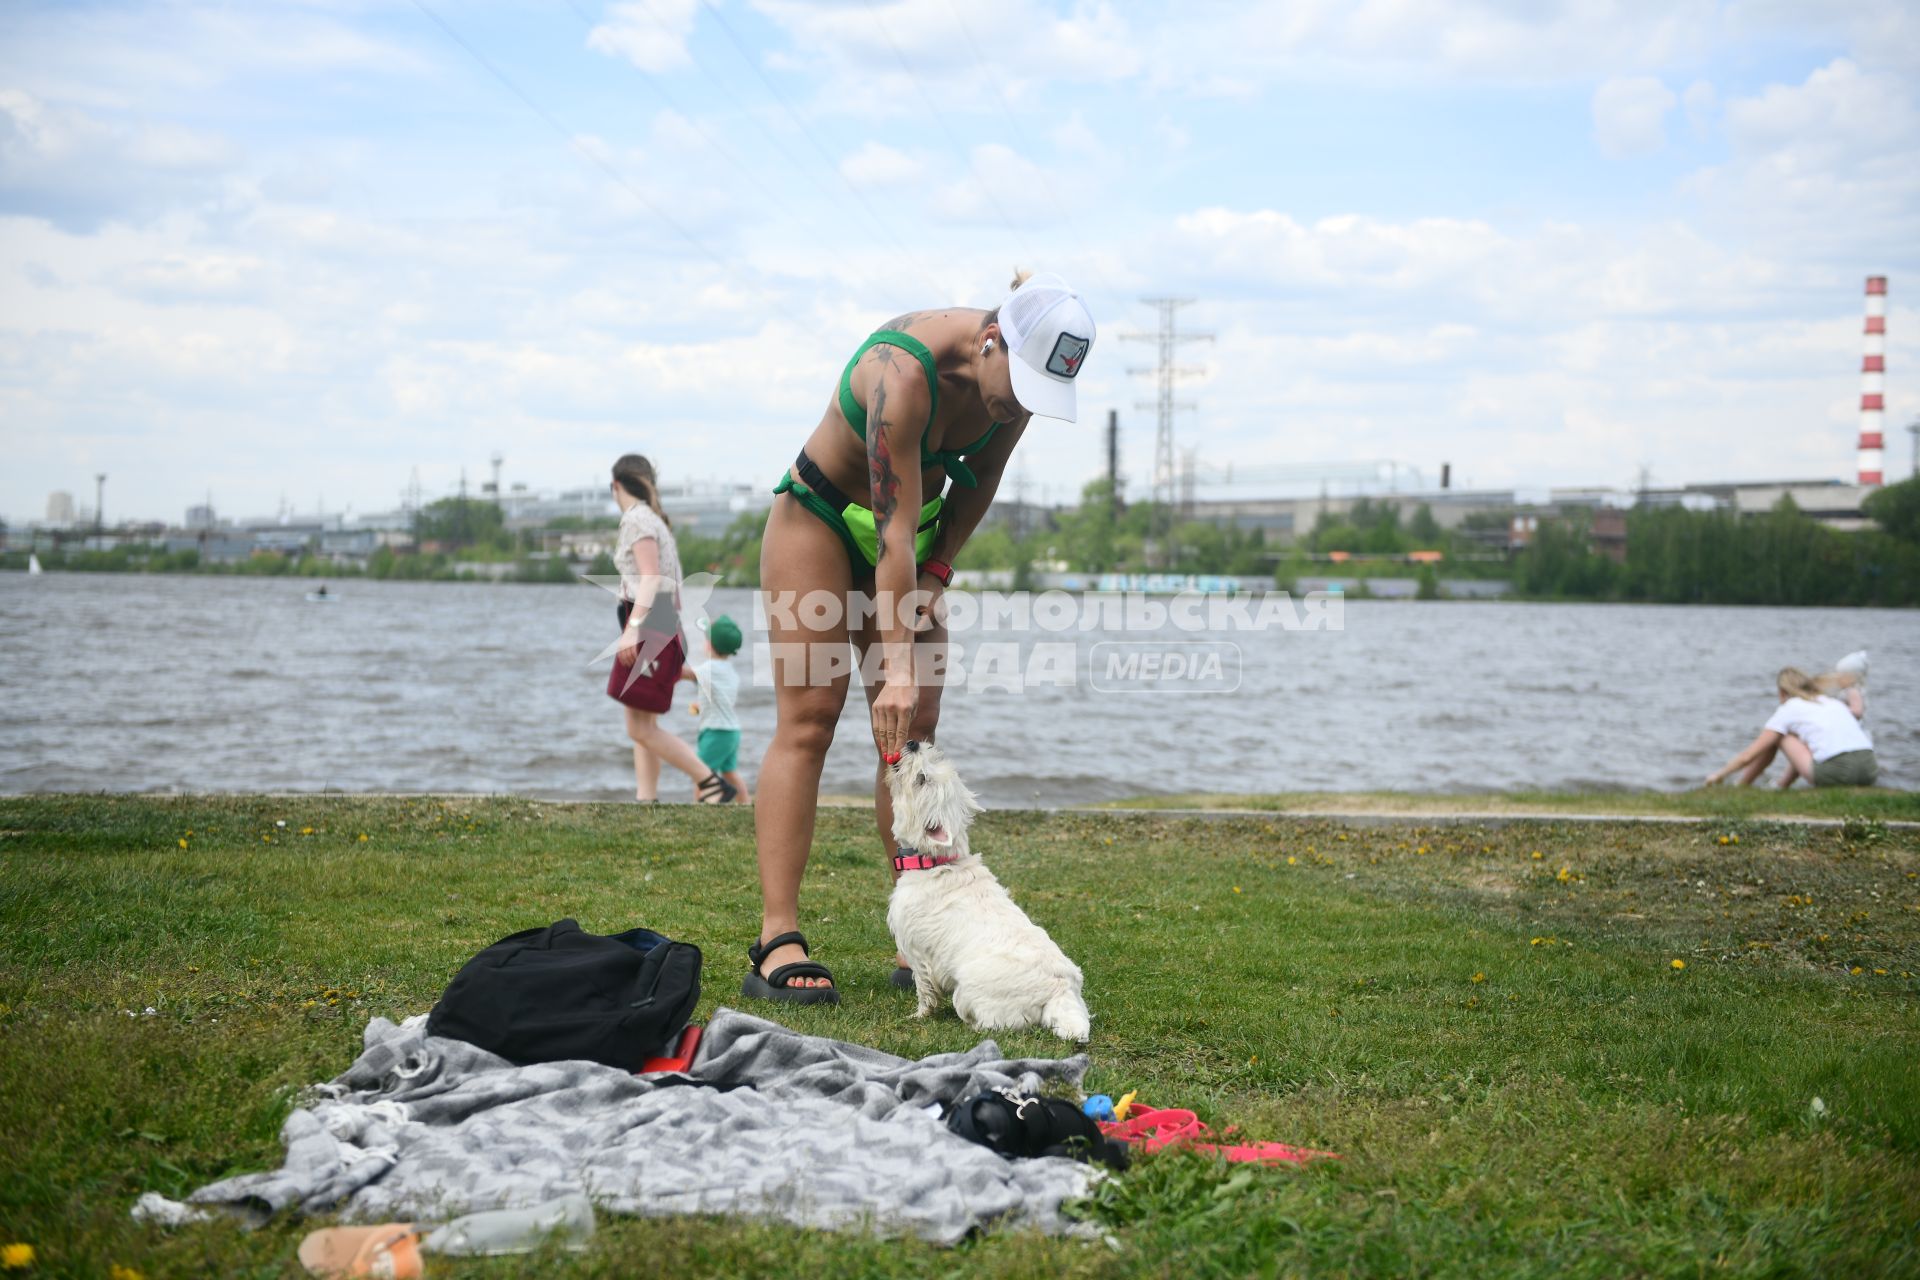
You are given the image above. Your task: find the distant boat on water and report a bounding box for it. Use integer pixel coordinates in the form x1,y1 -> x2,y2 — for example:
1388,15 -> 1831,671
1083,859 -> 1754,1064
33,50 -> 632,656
27,553 -> 42,575
305,584 -> 337,603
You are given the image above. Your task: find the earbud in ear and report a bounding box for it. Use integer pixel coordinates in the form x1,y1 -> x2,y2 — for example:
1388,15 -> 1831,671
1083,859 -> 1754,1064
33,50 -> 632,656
982,339 -> 995,355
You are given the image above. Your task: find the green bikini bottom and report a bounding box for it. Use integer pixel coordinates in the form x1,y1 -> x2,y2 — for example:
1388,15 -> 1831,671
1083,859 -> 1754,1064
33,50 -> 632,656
773,451 -> 943,570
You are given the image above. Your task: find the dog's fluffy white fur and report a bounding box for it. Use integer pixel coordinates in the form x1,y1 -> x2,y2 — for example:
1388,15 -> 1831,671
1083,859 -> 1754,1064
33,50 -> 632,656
884,742 -> 1091,1041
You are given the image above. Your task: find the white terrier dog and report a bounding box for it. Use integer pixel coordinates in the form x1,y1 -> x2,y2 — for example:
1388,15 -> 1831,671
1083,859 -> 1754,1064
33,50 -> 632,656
884,741 -> 1091,1041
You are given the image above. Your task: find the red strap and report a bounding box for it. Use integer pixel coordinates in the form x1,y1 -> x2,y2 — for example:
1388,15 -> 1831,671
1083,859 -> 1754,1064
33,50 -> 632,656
1097,1107 -> 1339,1165
917,558 -> 953,587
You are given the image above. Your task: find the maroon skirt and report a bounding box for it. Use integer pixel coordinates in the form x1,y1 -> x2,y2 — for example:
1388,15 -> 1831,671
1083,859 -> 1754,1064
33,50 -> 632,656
608,601 -> 685,712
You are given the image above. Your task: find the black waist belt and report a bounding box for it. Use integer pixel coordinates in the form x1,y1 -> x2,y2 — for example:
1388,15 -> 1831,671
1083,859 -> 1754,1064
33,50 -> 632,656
793,449 -> 855,512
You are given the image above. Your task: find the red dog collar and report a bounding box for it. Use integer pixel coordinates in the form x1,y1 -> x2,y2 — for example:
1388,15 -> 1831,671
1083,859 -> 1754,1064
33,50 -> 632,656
893,847 -> 958,872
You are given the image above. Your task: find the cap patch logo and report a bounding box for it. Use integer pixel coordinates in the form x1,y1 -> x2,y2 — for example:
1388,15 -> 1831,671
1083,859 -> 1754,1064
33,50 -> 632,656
1045,332 -> 1089,379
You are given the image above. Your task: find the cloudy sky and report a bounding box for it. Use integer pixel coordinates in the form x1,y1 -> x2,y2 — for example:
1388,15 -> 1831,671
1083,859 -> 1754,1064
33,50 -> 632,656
3,0 -> 1917,526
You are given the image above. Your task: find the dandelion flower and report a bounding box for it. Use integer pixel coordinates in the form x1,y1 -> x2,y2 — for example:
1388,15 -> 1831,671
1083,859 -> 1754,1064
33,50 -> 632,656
1232,886 -> 1241,894
1850,966 -> 1863,975
110,1266 -> 144,1280
358,834 -> 369,842
1530,851 -> 1543,860
177,838 -> 187,849
1287,856 -> 1297,866
300,827 -> 314,835
1530,937 -> 1543,946
1471,972 -> 1485,984
1875,969 -> 1887,975
1671,959 -> 1686,971
2,1243 -> 34,1269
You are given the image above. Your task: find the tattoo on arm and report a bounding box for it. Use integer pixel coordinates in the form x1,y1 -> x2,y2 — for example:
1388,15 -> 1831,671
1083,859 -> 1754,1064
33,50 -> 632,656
867,379 -> 901,564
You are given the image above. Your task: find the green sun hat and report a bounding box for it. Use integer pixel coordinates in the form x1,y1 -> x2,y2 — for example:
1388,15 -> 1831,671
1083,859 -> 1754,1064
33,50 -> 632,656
706,614 -> 742,656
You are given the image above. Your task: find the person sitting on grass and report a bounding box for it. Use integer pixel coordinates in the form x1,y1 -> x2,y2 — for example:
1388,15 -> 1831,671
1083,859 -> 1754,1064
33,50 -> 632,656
680,614 -> 750,804
1705,667 -> 1877,790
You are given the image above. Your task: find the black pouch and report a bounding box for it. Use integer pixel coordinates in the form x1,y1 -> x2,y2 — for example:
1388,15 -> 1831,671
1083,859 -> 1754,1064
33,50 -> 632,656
427,919 -> 701,1071
947,1088 -> 1130,1169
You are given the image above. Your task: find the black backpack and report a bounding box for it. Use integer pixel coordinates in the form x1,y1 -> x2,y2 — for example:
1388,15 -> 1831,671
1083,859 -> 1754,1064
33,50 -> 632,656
426,919 -> 701,1071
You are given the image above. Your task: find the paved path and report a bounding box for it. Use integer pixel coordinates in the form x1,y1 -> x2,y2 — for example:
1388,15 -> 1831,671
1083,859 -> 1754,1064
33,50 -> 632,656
1063,806 -> 1920,831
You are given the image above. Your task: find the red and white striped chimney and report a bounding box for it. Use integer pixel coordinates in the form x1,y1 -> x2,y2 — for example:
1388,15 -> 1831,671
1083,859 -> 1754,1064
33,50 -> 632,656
1859,275 -> 1886,486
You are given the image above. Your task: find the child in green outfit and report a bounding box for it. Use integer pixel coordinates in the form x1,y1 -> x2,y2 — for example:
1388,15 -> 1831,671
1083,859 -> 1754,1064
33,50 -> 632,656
681,615 -> 749,803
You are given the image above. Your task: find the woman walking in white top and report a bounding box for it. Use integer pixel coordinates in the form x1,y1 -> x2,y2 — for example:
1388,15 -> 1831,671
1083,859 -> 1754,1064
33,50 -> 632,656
606,454 -> 736,803
1706,668 -> 1878,790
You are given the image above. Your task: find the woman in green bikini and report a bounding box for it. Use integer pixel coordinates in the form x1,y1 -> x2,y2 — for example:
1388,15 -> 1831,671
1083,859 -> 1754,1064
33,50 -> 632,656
742,271 -> 1098,1003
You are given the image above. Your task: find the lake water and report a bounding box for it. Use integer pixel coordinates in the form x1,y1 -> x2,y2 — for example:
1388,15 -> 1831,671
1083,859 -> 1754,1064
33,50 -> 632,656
0,573 -> 1911,804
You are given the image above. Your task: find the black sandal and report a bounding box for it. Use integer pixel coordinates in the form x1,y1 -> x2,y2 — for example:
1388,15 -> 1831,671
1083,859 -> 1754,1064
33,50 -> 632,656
696,772 -> 737,805
741,931 -> 839,1005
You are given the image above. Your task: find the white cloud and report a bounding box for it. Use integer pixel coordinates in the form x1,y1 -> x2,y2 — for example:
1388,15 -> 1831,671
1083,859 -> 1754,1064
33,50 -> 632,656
5,0 -> 1920,525
1687,57 -> 1920,255
0,90 -> 238,231
1592,76 -> 1678,157
933,144 -> 1056,228
586,0 -> 702,73
751,0 -> 1142,108
839,141 -> 927,188
1140,0 -> 1722,90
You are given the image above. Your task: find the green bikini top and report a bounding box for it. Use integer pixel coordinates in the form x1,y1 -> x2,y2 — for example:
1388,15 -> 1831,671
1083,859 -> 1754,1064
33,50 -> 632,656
837,329 -> 1001,487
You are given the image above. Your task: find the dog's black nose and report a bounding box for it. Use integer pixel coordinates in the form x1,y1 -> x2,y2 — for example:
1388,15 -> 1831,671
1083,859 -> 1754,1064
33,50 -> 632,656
904,740 -> 921,753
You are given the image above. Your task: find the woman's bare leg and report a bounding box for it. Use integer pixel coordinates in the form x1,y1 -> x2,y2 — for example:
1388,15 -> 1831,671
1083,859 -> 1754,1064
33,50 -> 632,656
856,593 -> 947,969
1737,740 -> 1778,786
624,705 -> 713,794
1778,734 -> 1815,788
631,742 -> 662,800
751,495 -> 856,988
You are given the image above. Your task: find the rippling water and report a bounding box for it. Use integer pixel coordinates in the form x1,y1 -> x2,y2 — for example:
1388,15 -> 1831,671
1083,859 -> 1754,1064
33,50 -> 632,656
0,573 -> 1910,804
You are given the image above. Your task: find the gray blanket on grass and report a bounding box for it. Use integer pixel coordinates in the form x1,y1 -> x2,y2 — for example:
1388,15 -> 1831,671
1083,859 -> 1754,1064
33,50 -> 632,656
159,1008 -> 1096,1244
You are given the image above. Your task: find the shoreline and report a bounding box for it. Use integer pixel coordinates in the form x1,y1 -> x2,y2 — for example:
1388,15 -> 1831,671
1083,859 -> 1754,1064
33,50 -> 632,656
4,787 -> 1912,825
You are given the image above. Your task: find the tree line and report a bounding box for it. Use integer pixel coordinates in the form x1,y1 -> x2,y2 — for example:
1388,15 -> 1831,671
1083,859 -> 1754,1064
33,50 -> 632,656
1512,477 -> 1920,607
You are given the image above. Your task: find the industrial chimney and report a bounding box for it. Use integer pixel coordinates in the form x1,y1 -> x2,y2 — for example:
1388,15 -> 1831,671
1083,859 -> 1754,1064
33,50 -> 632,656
1860,276 -> 1887,486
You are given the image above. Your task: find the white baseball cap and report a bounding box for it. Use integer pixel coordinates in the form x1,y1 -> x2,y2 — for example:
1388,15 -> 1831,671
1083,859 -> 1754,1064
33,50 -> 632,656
996,272 -> 1095,423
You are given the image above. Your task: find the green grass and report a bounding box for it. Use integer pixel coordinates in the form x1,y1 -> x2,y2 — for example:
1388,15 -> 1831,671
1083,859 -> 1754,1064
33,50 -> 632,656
3,796 -> 1919,1278
1106,787 -> 1920,821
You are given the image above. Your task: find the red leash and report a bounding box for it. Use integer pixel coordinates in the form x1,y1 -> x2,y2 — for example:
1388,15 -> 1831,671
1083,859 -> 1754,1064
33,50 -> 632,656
1097,1107 -> 1338,1165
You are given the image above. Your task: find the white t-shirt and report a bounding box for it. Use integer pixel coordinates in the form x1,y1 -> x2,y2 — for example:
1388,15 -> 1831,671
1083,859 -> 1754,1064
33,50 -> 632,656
689,658 -> 740,731
1763,696 -> 1872,762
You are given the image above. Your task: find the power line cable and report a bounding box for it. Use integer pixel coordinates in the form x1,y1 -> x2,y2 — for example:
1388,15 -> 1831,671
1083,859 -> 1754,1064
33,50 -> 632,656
693,0 -> 953,299
854,0 -> 1034,264
936,0 -> 1118,300
405,0 -> 810,328
557,0 -> 942,296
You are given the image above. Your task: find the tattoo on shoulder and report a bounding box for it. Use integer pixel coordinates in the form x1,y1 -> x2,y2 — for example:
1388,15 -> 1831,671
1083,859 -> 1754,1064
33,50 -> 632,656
881,311 -> 927,331
867,380 -> 900,563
